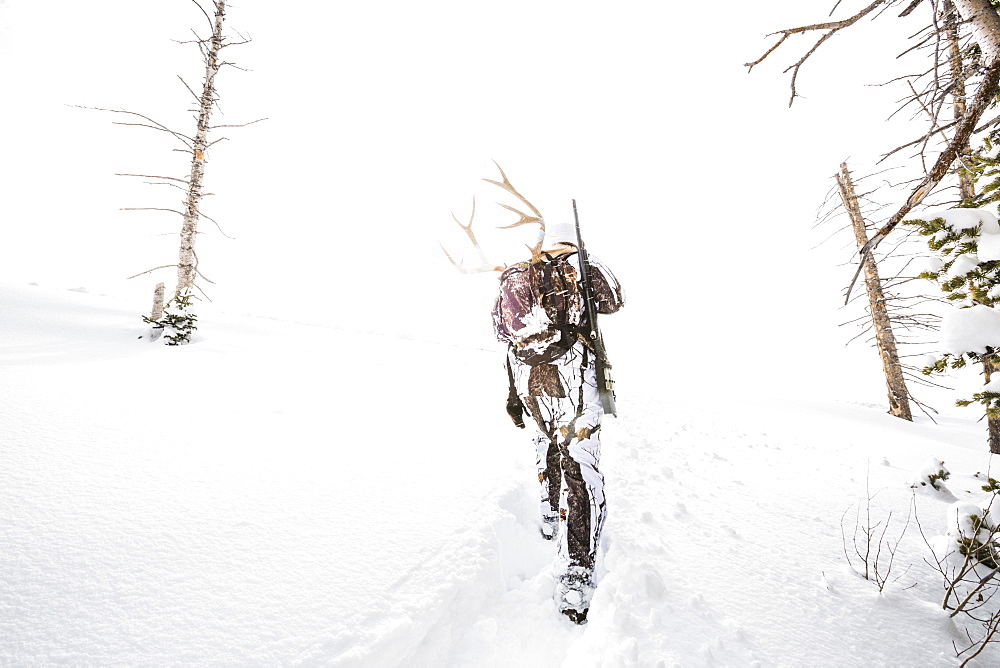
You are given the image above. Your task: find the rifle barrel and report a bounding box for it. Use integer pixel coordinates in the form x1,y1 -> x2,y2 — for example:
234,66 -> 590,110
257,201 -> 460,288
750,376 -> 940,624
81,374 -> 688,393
572,200 -> 617,417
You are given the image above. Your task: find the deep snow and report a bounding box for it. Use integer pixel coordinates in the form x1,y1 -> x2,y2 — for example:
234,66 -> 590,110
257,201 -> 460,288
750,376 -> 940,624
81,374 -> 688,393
4,282 -> 1000,666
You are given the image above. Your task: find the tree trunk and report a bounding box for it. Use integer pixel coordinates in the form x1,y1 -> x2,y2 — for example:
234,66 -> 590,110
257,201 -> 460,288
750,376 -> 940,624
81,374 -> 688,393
952,0 -> 1000,65
151,281 -> 165,320
836,163 -> 913,421
176,0 -> 226,300
945,0 -> 976,201
984,358 -> 1000,454
945,6 -> 1000,452
148,281 -> 165,341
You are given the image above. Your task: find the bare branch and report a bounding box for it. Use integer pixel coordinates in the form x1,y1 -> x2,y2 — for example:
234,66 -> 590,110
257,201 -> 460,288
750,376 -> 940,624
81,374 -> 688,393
121,207 -> 186,216
197,210 -> 235,239
177,75 -> 201,105
196,268 -> 217,285
900,0 -> 925,17
190,0 -> 214,35
72,105 -> 195,148
847,60 -> 1000,302
744,33 -> 791,72
220,38 -> 252,49
127,265 -> 178,280
976,111 -> 1000,131
208,117 -> 268,129
116,173 -> 190,184
191,281 -> 213,303
190,28 -> 209,60
139,181 -> 187,192
880,118 -> 960,162
110,121 -> 194,149
744,0 -> 891,105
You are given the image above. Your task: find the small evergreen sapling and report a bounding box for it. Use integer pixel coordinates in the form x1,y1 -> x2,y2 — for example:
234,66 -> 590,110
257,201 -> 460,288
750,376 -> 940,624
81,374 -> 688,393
142,289 -> 198,345
925,476 -> 1000,666
912,457 -> 951,491
928,467 -> 951,492
946,501 -> 1000,570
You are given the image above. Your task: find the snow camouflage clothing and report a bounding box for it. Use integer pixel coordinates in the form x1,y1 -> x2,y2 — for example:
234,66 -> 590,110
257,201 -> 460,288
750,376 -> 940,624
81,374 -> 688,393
493,248 -> 624,584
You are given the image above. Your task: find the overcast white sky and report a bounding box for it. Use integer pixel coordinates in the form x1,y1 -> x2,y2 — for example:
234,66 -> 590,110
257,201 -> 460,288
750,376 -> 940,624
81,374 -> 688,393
0,1 -> 952,400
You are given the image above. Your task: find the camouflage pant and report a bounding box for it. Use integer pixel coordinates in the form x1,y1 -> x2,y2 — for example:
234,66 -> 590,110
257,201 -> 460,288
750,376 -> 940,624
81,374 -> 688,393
510,342 -> 607,573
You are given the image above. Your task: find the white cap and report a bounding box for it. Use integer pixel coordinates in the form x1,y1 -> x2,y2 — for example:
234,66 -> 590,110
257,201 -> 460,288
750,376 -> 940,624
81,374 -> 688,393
546,221 -> 577,245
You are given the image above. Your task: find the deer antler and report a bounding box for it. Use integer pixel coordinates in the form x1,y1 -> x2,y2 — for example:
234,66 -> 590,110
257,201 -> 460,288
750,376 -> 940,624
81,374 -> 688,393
441,163 -> 546,273
483,161 -> 545,262
440,198 -> 505,274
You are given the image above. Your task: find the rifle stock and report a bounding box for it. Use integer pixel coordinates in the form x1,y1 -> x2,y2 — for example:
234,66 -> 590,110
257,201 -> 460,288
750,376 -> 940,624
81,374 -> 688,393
572,200 -> 617,417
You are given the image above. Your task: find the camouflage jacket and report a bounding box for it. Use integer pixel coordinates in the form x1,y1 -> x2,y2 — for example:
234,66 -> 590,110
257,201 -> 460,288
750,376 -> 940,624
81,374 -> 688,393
493,250 -> 624,366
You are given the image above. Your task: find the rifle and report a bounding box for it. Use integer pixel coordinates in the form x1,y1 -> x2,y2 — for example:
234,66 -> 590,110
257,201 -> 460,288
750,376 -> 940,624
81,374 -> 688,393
572,199 -> 617,417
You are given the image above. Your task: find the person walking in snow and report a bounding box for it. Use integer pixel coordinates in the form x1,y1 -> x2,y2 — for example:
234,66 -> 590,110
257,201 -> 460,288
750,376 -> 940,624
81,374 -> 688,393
493,221 -> 624,624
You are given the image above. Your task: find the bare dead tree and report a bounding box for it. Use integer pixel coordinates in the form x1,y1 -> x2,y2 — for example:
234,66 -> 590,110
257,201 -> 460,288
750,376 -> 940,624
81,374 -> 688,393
747,0 -> 1000,299
814,166 -> 943,419
83,0 -> 264,342
176,0 -> 226,303
837,162 -> 914,419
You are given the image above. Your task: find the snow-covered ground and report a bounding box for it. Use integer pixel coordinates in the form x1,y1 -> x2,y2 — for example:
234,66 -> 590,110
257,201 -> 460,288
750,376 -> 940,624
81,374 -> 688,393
5,0 -> 1000,663
4,281 -> 1000,666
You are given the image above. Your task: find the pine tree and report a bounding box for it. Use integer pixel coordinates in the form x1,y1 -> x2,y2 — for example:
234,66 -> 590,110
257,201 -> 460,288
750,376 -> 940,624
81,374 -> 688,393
906,208 -> 1000,452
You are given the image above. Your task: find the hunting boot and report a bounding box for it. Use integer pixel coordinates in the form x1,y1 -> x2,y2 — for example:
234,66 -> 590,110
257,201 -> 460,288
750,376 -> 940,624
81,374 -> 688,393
556,565 -> 594,624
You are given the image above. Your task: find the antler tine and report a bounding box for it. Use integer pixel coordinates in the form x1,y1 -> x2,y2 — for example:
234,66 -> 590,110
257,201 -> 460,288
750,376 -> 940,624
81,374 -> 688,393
495,203 -> 543,229
483,162 -> 543,219
451,197 -> 476,232
484,161 -> 545,260
441,197 -> 503,274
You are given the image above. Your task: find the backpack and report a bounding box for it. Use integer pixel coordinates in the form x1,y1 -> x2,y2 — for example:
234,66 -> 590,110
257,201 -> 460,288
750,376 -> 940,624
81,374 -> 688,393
493,251 -> 584,366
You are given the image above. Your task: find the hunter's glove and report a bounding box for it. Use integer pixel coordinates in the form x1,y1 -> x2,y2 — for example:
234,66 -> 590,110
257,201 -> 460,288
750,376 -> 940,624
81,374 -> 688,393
506,392 -> 526,429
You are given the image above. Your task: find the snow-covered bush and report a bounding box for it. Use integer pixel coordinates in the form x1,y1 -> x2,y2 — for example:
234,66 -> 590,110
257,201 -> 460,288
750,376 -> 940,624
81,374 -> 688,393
921,479 -> 1000,665
928,494 -> 1000,610
911,457 -> 950,492
939,501 -> 1000,571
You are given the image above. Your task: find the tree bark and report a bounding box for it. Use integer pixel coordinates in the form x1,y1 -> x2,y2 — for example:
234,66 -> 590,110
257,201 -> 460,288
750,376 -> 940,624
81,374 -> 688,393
837,163 -> 913,421
151,282 -> 165,321
984,358 -> 1000,454
945,0 -> 976,201
952,0 -> 1000,64
176,0 -> 226,300
147,281 -> 165,341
